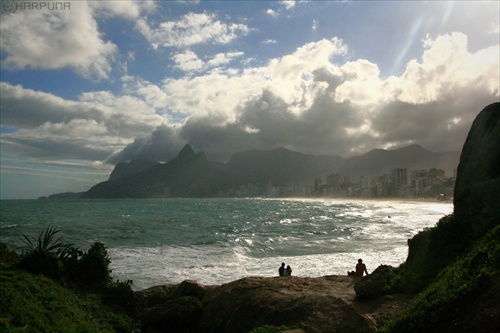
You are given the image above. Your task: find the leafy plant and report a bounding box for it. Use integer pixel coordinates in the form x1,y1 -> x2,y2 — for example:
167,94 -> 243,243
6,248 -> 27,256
248,325 -> 298,333
18,226 -> 74,257
17,227 -> 77,279
76,241 -> 112,288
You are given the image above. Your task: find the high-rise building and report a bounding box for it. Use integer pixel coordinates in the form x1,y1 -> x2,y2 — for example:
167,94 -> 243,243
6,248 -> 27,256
391,168 -> 407,195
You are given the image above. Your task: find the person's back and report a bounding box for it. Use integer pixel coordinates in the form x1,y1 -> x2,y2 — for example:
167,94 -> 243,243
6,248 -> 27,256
355,259 -> 368,276
279,262 -> 285,276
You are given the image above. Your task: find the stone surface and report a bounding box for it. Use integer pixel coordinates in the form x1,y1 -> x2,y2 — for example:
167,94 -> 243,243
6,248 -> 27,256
354,265 -> 392,300
453,102 -> 500,236
138,275 -> 412,333
140,296 -> 203,332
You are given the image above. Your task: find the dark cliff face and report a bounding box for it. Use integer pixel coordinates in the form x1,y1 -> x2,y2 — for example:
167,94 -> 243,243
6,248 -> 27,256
453,102 -> 500,236
406,102 -> 500,269
109,159 -> 159,181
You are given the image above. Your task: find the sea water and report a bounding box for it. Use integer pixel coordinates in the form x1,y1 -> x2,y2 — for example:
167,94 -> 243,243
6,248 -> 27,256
0,198 -> 453,290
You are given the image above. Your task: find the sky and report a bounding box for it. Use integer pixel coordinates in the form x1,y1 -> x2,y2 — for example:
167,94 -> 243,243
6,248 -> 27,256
0,0 -> 499,200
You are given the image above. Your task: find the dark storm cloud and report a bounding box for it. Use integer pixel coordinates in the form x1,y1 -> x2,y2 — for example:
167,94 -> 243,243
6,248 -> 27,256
105,124 -> 183,164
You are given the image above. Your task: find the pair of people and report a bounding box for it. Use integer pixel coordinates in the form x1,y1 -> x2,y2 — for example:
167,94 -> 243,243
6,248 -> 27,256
278,262 -> 292,276
348,259 -> 369,277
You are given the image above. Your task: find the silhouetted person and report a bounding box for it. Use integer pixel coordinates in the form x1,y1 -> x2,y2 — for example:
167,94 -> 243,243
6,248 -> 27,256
355,258 -> 368,276
285,265 -> 292,276
279,262 -> 285,276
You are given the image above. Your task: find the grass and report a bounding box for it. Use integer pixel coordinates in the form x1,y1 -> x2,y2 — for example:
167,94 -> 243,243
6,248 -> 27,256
0,269 -> 138,333
379,224 -> 500,333
0,228 -> 139,333
248,325 -> 299,333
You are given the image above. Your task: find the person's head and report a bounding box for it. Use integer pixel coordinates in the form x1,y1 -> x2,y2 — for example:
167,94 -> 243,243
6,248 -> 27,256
287,265 -> 291,269
281,262 -> 285,267
358,259 -> 362,263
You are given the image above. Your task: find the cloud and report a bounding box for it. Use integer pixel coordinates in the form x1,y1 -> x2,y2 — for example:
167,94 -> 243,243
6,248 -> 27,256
0,1 -> 153,79
261,39 -> 278,45
312,19 -> 319,32
172,50 -> 245,73
280,0 -> 296,11
2,32 -> 498,166
266,9 -> 278,17
0,82 -> 164,161
109,33 -> 498,162
136,12 -> 250,49
105,124 -> 183,164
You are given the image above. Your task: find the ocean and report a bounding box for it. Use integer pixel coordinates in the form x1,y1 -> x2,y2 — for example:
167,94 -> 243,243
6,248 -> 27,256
0,198 -> 453,290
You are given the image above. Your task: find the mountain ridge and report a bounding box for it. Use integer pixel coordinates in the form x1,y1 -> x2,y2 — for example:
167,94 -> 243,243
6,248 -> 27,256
78,144 -> 460,199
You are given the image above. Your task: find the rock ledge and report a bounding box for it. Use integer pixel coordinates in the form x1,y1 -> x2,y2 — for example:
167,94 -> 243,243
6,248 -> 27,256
137,274 -> 413,333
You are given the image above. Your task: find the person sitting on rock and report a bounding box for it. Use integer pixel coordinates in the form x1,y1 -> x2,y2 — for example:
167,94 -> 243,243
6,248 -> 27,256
285,265 -> 292,276
355,258 -> 368,276
279,262 -> 286,276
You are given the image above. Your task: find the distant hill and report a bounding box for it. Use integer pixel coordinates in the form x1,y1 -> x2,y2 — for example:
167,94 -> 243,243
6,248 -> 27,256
338,144 -> 459,178
38,192 -> 85,200
226,147 -> 343,186
79,144 -> 460,199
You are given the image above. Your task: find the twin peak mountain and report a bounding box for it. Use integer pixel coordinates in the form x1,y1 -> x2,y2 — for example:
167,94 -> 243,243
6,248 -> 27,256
82,144 -> 459,199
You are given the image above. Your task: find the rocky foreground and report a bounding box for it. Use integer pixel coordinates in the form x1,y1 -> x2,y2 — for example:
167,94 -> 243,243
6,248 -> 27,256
137,272 -> 412,333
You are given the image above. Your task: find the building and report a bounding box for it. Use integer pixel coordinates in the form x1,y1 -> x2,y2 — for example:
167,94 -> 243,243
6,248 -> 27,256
391,168 -> 407,196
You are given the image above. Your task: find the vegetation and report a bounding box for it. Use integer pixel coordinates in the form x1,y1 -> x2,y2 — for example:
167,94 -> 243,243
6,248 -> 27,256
0,227 -> 139,333
0,269 -> 137,333
379,220 -> 500,332
248,325 -> 298,333
380,214 -> 479,294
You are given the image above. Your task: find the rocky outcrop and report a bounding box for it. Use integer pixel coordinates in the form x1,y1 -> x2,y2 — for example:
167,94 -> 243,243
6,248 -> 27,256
137,275 -> 412,333
109,159 -> 159,181
453,102 -> 500,236
354,265 -> 393,300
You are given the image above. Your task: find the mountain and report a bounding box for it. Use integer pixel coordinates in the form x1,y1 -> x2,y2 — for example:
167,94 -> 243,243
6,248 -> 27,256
82,144 -> 236,198
81,144 -> 460,199
109,159 -> 160,181
338,144 -> 459,178
226,147 -> 343,186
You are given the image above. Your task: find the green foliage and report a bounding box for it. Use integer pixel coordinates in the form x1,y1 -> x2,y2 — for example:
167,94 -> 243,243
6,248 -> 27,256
17,227 -> 77,280
18,226 -> 75,258
429,213 -> 472,261
384,213 -> 479,294
1,229 -> 138,332
0,269 -> 138,333
102,280 -> 138,317
16,228 -> 116,290
76,241 -> 112,288
0,242 -> 20,268
379,225 -> 500,333
248,324 -> 298,333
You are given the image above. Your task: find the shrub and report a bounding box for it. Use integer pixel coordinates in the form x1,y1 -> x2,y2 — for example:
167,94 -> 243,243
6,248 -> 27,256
0,242 -> 20,267
18,227 -> 76,280
76,241 -> 112,288
248,325 -> 298,333
102,279 -> 138,317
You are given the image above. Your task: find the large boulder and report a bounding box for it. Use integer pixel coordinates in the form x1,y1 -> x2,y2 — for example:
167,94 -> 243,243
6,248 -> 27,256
354,265 -> 393,300
453,102 -> 500,236
137,275 -> 412,333
195,276 -> 375,333
140,296 -> 203,333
